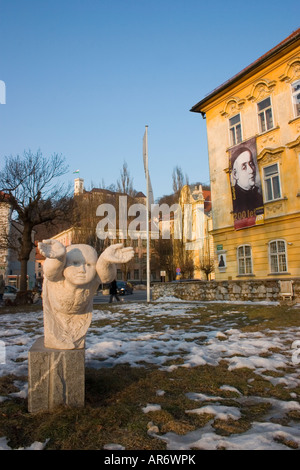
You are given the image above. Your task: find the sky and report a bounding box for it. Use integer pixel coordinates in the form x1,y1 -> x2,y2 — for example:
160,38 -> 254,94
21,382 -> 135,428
0,0 -> 299,200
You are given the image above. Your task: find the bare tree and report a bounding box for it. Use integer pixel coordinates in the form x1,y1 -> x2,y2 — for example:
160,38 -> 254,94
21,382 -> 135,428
173,238 -> 195,279
116,161 -> 136,197
154,236 -> 175,281
197,251 -> 215,280
172,165 -> 190,198
71,190 -> 111,255
0,150 -> 72,292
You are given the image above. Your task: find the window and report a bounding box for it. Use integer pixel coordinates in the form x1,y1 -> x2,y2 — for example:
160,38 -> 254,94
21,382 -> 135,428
269,240 -> 287,273
134,269 -> 139,280
263,163 -> 281,201
237,245 -> 252,275
291,80 -> 300,117
258,97 -> 274,132
229,114 -> 242,146
117,269 -> 122,280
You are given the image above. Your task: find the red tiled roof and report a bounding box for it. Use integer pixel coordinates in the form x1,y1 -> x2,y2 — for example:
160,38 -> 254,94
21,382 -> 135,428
203,190 -> 212,213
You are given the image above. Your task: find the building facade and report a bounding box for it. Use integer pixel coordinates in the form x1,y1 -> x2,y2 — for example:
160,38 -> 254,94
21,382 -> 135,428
0,199 -> 36,289
36,178 -> 161,285
178,184 -> 214,280
191,29 -> 300,280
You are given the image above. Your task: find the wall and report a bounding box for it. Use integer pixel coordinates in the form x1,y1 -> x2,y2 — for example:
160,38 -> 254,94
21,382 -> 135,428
204,47 -> 300,233
213,214 -> 300,280
152,279 -> 300,303
193,37 -> 300,280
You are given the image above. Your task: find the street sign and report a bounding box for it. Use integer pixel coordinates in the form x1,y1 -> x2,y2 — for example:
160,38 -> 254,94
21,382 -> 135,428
176,268 -> 181,274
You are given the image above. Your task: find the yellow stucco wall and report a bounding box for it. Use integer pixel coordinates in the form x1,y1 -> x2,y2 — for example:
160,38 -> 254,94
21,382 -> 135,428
198,37 -> 300,279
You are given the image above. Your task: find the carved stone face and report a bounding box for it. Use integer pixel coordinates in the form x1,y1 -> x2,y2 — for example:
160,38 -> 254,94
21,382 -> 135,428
63,245 -> 97,286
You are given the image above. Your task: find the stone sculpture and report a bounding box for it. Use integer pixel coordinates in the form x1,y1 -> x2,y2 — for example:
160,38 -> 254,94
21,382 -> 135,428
38,239 -> 134,349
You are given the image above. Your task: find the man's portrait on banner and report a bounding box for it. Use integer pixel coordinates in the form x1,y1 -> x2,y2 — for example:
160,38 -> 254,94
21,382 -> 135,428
229,137 -> 264,229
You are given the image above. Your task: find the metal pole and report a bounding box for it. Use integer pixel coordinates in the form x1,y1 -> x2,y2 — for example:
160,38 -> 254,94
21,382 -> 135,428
145,125 -> 150,303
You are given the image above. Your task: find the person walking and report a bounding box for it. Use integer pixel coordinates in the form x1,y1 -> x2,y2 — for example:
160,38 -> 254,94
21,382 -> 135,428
109,279 -> 120,303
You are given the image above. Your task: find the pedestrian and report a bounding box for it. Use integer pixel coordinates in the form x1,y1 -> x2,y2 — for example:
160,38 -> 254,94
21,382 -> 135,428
109,279 -> 120,303
0,275 -> 5,304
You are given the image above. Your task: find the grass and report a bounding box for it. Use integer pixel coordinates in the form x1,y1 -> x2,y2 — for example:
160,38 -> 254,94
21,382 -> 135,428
0,301 -> 299,450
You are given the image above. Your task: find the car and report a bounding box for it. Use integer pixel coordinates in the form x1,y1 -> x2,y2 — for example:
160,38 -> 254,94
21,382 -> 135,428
3,285 -> 18,301
116,281 -> 133,295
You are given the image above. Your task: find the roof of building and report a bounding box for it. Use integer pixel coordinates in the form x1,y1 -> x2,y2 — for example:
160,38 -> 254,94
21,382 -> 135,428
190,28 -> 300,114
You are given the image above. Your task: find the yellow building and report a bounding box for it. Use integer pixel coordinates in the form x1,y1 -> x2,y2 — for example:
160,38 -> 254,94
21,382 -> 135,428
191,29 -> 300,280
178,184 -> 214,280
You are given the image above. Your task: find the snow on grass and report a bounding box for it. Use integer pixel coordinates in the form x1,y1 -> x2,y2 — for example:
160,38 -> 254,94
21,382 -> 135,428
0,301 -> 299,450
0,436 -> 49,451
186,404 -> 242,421
154,421 -> 300,451
142,404 -> 162,413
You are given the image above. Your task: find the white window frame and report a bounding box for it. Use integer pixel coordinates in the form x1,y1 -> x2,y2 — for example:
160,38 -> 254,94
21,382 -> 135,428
229,113 -> 242,146
237,244 -> 253,275
291,79 -> 300,118
269,239 -> 288,274
257,96 -> 274,133
263,162 -> 282,202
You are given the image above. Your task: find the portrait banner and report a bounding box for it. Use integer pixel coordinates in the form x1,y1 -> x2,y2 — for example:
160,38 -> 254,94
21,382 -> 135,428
229,137 -> 264,230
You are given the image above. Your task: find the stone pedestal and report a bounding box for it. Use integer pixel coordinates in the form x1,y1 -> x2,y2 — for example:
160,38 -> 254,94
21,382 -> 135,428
28,336 -> 85,413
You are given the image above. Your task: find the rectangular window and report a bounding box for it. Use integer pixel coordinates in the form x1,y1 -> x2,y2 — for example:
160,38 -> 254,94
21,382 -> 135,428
134,269 -> 139,280
237,245 -> 252,275
117,269 -> 122,280
263,163 -> 281,201
269,240 -> 287,273
292,80 -> 300,117
229,114 -> 242,146
258,97 -> 274,133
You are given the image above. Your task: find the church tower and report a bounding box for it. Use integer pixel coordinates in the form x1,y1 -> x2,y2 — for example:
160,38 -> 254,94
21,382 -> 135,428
74,178 -> 84,195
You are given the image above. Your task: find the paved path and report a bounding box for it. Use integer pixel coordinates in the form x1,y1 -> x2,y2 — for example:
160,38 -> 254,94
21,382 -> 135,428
93,289 -> 150,304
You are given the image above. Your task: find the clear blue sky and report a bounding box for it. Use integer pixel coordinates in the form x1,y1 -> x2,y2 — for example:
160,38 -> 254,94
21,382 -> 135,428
0,0 -> 298,200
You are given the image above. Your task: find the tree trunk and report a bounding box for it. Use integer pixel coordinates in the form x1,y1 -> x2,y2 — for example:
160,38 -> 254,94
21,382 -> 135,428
20,258 -> 28,291
19,222 -> 33,291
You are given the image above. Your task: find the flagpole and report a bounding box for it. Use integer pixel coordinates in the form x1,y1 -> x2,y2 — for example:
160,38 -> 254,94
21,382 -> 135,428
145,125 -> 150,303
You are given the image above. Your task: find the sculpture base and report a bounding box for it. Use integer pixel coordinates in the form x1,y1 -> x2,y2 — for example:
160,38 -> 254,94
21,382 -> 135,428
28,336 -> 85,413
